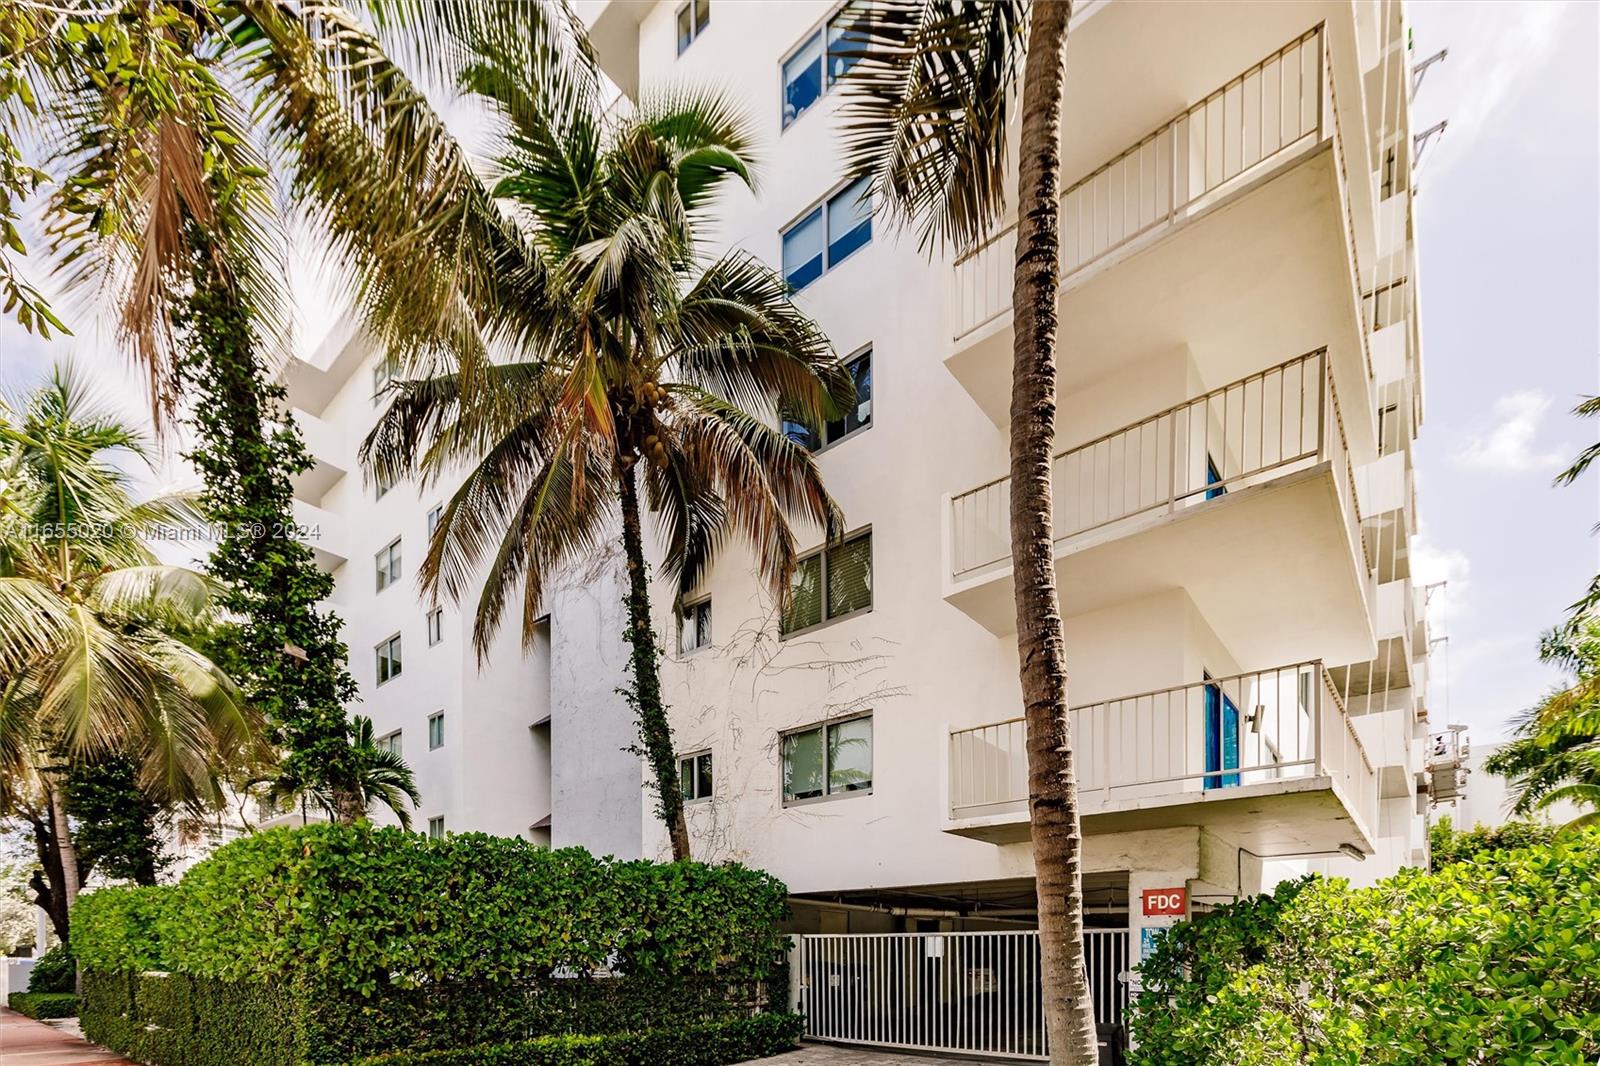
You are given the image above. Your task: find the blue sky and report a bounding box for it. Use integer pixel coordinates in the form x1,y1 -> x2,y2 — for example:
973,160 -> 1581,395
0,1 -> 1595,743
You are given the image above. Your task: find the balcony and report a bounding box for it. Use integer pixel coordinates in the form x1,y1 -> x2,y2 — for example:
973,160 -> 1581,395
945,349 -> 1375,668
292,499 -> 348,570
946,24 -> 1378,464
947,662 -> 1377,855
289,407 -> 348,501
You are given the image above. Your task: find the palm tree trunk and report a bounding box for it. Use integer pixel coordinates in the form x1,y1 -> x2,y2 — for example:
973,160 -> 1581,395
616,463 -> 692,861
44,775 -> 80,931
1010,2 -> 1097,1064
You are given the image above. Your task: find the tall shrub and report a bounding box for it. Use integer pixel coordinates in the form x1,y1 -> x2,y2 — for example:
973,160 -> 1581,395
1131,831 -> 1600,1064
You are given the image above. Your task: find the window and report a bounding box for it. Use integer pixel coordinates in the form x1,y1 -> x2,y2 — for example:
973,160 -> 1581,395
375,538 -> 401,592
428,816 -> 445,840
427,607 -> 444,646
1377,403 -> 1400,455
373,355 -> 398,403
1204,455 -> 1227,501
378,730 -> 403,757
428,711 -> 445,750
785,348 -> 872,449
375,633 -> 402,685
375,466 -> 396,500
782,714 -> 872,804
1380,146 -> 1398,200
782,529 -> 871,635
426,504 -> 443,537
1203,673 -> 1241,791
676,0 -> 709,55
679,599 -> 712,654
781,10 -> 868,128
781,177 -> 872,290
679,751 -> 713,802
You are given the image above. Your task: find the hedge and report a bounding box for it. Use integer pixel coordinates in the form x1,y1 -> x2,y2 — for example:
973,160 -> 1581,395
351,1012 -> 806,1066
74,825 -> 793,1065
26,944 -> 75,993
1130,828 -> 1600,1064
8,991 -> 79,1019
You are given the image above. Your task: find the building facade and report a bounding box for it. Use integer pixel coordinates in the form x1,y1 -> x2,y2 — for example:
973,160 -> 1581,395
283,0 -> 1439,1056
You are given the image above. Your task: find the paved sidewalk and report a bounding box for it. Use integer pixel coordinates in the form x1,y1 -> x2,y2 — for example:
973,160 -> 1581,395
0,1008 -> 136,1065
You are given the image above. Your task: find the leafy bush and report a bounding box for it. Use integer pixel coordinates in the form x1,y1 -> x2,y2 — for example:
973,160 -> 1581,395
1429,814 -> 1558,869
351,1013 -> 806,1066
74,825 -> 793,1065
8,991 -> 78,1019
26,942 -> 74,993
1130,829 -> 1600,1064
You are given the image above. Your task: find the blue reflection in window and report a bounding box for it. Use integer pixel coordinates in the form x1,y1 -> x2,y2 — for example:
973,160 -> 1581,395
782,206 -> 825,290
783,32 -> 823,128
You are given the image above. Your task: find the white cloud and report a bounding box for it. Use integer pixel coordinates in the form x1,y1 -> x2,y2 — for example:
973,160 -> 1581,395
1412,535 -> 1470,635
1454,389 -> 1564,473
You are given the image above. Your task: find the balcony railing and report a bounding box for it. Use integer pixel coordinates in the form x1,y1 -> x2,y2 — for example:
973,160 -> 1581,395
949,348 -> 1365,581
951,26 -> 1329,342
948,661 -> 1377,837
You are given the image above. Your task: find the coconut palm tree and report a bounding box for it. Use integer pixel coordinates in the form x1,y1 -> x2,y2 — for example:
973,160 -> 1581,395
835,2 -> 1097,1060
1556,395 -> 1600,623
267,715 -> 421,829
1486,618 -> 1600,832
0,364 -> 260,919
358,20 -> 850,859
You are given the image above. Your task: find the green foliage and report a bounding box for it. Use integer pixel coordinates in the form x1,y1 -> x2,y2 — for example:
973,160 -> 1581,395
351,1013 -> 807,1066
73,826 -> 791,1064
81,971 -> 309,1066
177,250 -> 361,815
63,754 -> 170,886
1429,815 -> 1558,870
26,942 -> 74,993
7,991 -> 78,1019
1130,830 -> 1600,1065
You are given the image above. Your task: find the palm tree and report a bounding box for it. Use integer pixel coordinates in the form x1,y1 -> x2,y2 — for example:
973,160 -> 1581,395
0,364 -> 260,921
358,21 -> 849,860
836,2 -> 1097,1060
1486,618 -> 1600,832
268,715 -> 420,829
1556,395 -> 1600,622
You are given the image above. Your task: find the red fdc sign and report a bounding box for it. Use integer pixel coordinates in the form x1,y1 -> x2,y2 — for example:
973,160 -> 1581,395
1142,887 -> 1187,917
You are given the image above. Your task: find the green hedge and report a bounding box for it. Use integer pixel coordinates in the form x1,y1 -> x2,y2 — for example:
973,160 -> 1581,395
26,944 -> 75,993
76,824 -> 787,988
352,1012 -> 806,1066
74,825 -> 793,1065
8,991 -> 79,1019
1130,829 -> 1600,1064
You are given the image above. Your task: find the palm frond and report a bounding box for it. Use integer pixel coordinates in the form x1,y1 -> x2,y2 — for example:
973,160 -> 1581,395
835,0 -> 1027,252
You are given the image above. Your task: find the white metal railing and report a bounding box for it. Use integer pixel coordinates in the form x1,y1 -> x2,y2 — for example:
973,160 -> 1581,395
948,661 -> 1378,839
794,929 -> 1128,1060
951,26 -> 1328,342
949,348 -> 1367,581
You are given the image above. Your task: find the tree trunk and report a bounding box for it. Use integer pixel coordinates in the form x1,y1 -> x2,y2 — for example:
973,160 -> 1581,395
44,775 -> 80,935
616,463 -> 692,861
1009,3 -> 1097,1064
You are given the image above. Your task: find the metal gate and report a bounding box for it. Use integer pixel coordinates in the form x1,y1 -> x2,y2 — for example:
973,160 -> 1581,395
793,930 -> 1129,1060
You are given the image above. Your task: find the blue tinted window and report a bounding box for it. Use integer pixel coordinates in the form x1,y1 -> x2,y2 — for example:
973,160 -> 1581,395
827,16 -> 867,84
827,176 -> 872,265
782,207 -> 824,290
824,350 -> 872,444
783,32 -> 823,128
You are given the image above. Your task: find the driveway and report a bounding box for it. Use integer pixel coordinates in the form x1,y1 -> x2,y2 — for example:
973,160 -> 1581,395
765,1044 -> 1009,1065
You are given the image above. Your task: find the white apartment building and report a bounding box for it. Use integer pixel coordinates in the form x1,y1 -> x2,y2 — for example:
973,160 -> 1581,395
281,1 -> 1438,1057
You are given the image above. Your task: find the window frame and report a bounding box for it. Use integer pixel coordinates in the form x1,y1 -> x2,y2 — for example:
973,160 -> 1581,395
779,175 -> 873,291
378,729 -> 402,757
427,816 -> 445,840
779,4 -> 868,131
678,597 -> 713,655
785,345 -> 873,452
428,711 -> 445,751
375,537 -> 401,592
678,749 -> 714,803
426,503 -> 443,538
426,606 -> 444,646
781,711 -> 873,807
675,0 -> 709,55
780,527 -> 872,638
372,355 -> 398,404
375,633 -> 402,686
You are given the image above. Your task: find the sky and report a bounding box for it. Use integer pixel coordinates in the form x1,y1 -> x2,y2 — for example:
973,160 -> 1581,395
0,1 -> 1595,745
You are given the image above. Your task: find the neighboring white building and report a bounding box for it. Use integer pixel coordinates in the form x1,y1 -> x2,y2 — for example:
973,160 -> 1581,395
284,1 -> 1439,1056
